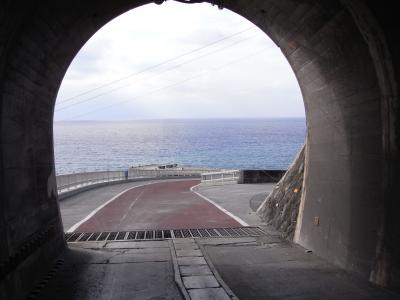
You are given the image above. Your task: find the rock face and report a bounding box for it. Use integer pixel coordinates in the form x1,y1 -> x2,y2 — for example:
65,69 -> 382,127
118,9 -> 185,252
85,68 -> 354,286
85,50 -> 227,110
256,146 -> 305,240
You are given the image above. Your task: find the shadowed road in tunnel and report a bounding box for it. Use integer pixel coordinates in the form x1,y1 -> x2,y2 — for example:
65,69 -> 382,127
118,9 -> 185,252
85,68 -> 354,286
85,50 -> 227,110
74,180 -> 241,232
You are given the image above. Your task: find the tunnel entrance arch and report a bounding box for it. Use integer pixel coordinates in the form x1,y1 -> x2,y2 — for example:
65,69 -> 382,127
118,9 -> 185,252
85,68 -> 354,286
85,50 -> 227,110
1,0 -> 399,297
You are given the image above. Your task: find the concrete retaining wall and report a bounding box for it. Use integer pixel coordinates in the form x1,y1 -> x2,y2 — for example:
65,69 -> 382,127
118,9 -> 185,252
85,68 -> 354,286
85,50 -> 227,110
237,170 -> 286,184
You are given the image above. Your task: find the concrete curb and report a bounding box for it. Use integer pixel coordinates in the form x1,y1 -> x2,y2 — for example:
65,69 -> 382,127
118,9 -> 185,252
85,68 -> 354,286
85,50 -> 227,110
168,240 -> 191,300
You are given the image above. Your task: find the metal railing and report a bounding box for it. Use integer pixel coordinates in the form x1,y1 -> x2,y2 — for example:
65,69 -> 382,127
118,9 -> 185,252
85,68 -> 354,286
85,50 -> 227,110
56,168 -> 207,194
201,170 -> 240,185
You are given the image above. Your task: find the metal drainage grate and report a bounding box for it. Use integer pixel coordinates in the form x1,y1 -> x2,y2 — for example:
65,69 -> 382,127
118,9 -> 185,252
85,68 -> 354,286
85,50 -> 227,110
65,227 -> 265,242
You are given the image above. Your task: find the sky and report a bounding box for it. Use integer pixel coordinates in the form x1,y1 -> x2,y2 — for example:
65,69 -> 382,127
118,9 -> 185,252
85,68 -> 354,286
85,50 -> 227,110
54,1 -> 304,121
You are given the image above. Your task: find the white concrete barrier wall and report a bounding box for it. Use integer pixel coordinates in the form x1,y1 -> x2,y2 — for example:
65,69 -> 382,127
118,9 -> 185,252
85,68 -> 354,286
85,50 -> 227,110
56,171 -> 126,193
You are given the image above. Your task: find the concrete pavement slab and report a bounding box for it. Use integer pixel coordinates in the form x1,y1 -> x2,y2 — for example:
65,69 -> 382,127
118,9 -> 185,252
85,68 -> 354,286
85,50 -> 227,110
177,257 -> 207,265
37,247 -> 182,300
180,265 -> 213,276
183,275 -> 220,289
204,243 -> 400,300
173,238 -> 195,244
108,252 -> 171,263
188,288 -> 231,300
105,240 -> 169,249
176,249 -> 203,257
115,247 -> 171,255
198,237 -> 257,246
174,243 -> 199,250
68,241 -> 107,249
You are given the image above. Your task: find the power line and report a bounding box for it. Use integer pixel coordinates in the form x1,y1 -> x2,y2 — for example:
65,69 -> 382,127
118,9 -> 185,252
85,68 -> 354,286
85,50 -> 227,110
59,47 -> 269,120
57,26 -> 256,105
55,33 -> 259,112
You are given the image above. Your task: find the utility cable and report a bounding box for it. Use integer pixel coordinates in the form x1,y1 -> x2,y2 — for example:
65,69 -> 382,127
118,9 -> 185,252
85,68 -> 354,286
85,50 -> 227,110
58,46 -> 269,120
55,33 -> 259,112
57,26 -> 256,105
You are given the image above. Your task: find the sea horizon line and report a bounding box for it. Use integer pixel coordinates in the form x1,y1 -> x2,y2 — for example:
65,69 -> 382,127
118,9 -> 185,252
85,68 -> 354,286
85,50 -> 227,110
54,117 -> 306,123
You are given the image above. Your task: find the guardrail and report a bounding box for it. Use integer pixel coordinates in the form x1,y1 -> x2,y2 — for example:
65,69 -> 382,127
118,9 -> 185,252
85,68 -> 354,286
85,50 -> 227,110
56,168 -> 208,194
200,170 -> 240,185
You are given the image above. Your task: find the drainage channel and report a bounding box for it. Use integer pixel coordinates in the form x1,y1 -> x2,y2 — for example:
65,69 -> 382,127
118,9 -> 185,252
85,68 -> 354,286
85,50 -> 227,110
65,227 -> 265,242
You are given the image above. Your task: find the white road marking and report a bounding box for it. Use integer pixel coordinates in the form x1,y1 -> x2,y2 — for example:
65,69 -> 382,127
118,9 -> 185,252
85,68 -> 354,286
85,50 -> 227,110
190,183 -> 249,226
66,182 -> 156,233
119,189 -> 146,224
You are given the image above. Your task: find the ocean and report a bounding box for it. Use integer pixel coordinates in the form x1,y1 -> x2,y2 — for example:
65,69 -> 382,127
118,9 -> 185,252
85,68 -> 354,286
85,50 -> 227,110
53,118 -> 305,175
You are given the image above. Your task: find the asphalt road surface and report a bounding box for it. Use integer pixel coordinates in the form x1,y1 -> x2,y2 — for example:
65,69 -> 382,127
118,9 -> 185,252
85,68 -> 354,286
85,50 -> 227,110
73,180 -> 241,232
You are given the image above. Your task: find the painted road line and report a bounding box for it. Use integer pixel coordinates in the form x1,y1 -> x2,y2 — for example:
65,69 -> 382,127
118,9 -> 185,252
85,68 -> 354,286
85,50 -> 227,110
190,184 -> 249,227
118,188 -> 146,226
66,182 -> 156,233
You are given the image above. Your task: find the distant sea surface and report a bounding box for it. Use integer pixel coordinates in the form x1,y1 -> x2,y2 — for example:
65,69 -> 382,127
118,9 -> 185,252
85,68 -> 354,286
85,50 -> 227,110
53,118 -> 306,175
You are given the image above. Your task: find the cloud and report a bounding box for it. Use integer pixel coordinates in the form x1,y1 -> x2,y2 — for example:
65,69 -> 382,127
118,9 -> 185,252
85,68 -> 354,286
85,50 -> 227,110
54,1 -> 304,121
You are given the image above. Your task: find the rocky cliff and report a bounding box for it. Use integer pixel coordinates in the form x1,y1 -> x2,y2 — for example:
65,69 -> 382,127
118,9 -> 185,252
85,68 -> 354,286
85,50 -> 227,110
256,145 -> 305,240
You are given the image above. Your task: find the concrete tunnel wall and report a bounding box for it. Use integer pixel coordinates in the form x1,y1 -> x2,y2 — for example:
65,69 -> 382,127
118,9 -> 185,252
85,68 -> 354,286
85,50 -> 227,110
0,0 -> 399,297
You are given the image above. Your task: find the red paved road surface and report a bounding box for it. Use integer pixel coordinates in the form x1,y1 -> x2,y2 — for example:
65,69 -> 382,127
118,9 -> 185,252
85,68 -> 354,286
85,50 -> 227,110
75,180 -> 241,232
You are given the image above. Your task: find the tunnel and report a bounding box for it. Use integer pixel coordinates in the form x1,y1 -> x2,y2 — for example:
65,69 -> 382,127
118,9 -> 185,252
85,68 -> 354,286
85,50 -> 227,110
0,0 -> 399,298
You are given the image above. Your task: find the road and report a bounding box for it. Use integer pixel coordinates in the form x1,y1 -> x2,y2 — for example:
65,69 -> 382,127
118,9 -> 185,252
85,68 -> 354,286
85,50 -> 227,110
71,180 -> 242,232
55,181 -> 400,300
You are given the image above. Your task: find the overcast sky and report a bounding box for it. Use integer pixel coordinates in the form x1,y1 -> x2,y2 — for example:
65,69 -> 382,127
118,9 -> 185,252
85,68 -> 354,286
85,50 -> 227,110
54,1 -> 304,121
